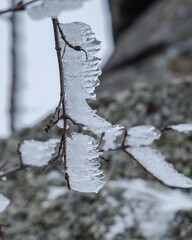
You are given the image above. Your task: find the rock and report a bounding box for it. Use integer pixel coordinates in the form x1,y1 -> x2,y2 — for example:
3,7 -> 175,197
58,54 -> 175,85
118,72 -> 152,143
98,0 -> 192,93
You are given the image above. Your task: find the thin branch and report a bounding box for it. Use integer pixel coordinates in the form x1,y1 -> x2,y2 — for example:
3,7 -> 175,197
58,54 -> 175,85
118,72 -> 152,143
0,162 -> 8,171
0,0 -> 38,15
0,165 -> 29,179
42,138 -> 63,171
160,126 -> 172,132
0,144 -> 28,179
9,0 -> 18,133
66,115 -> 84,130
57,21 -> 88,61
98,132 -> 105,148
45,96 -> 63,132
52,18 -> 71,189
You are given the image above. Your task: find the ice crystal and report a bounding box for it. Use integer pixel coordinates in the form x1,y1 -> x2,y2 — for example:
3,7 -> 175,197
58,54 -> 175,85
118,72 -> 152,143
169,123 -> 192,133
59,22 -> 122,146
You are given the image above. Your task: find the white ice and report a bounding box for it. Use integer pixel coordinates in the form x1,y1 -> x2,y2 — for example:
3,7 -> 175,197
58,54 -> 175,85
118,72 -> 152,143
28,0 -> 90,19
20,138 -> 60,167
126,125 -> 161,147
66,132 -> 105,193
127,147 -> 192,188
0,193 -> 10,214
169,123 -> 192,133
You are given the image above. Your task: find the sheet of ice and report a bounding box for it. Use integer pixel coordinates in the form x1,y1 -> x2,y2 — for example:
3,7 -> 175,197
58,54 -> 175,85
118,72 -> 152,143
60,22 -> 122,142
0,194 -> 10,214
169,123 -> 192,133
20,139 -> 60,167
127,147 -> 192,188
126,125 -> 161,147
28,0 -> 90,19
102,125 -> 124,150
106,179 -> 192,240
66,132 -> 105,193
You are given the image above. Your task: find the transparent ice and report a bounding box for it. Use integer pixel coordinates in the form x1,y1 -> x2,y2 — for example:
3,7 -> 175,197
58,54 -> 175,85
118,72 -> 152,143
169,123 -> 192,134
20,139 -> 59,167
66,133 -> 105,193
127,147 -> 192,188
0,194 -> 10,214
28,0 -> 89,19
126,125 -> 161,147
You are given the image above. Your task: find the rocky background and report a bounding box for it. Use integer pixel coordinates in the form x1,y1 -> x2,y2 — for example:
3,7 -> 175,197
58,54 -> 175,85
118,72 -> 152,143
1,0 -> 192,239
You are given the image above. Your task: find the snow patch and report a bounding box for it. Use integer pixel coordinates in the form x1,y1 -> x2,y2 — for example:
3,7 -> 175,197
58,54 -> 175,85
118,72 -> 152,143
106,179 -> 192,240
0,194 -> 10,214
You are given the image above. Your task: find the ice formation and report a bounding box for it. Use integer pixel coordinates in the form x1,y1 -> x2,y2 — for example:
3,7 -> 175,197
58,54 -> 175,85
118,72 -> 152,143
0,194 -> 10,214
126,125 -> 161,147
28,0 -> 89,19
66,133 -> 105,193
20,139 -> 59,167
169,123 -> 192,133
59,22 -> 123,148
127,147 -> 192,188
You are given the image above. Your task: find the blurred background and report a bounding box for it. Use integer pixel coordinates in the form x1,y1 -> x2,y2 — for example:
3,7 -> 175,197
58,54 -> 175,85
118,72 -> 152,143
1,0 -> 192,239
0,0 -> 114,138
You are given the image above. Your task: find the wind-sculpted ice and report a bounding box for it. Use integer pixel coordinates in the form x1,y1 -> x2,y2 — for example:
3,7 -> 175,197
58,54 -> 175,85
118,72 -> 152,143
59,22 -> 123,148
0,194 -> 10,214
126,125 -> 161,147
66,133 -> 105,193
127,147 -> 192,188
28,0 -> 89,19
168,123 -> 192,134
20,139 -> 59,167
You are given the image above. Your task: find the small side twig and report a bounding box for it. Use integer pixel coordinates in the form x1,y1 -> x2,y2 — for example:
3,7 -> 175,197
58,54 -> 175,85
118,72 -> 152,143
0,162 -> 8,171
45,96 -> 63,132
122,129 -> 127,147
56,20 -> 88,61
42,136 -> 64,171
98,132 -> 105,149
0,144 -> 29,179
66,115 -> 84,131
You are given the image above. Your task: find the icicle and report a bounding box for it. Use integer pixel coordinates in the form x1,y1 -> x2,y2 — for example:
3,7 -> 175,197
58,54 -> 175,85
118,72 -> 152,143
66,133 -> 105,193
